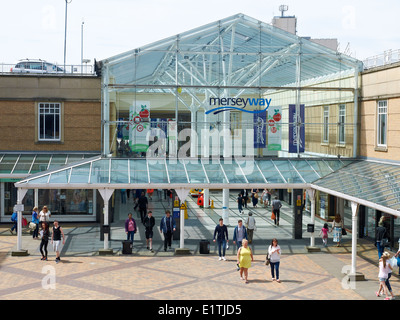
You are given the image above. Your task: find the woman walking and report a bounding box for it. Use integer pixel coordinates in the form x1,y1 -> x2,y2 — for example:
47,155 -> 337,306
39,222 -> 50,261
331,214 -> 343,247
376,251 -> 393,300
237,239 -> 254,283
268,238 -> 281,283
31,206 -> 40,239
39,206 -> 51,223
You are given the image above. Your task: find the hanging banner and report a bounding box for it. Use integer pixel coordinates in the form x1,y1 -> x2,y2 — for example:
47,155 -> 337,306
129,101 -> 150,152
289,104 -> 305,153
267,107 -> 282,151
253,111 -> 267,148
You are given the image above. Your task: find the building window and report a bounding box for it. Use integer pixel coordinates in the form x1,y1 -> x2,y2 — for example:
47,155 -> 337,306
377,100 -> 387,147
38,103 -> 61,141
338,104 -> 346,144
323,106 -> 329,143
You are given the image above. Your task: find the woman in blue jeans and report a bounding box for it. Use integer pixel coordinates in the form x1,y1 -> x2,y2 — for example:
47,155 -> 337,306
376,221 -> 389,259
268,238 -> 281,283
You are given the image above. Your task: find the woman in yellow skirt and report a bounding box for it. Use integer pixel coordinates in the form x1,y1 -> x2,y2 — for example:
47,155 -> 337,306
237,239 -> 254,283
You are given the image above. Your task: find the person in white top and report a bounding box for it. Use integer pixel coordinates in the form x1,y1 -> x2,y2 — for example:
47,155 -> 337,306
268,238 -> 281,283
376,251 -> 393,300
39,206 -> 51,222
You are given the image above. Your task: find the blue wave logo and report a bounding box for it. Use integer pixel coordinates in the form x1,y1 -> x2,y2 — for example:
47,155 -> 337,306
206,97 -> 271,115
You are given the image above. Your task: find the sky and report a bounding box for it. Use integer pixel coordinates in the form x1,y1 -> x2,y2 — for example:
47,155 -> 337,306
1,0 -> 400,66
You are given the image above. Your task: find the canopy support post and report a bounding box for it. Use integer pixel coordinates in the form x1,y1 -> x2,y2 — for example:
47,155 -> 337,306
175,188 -> 191,255
347,201 -> 365,282
98,188 -> 114,255
12,188 -> 29,256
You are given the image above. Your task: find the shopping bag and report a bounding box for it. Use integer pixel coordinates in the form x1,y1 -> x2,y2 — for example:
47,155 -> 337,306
271,211 -> 276,220
22,217 -> 28,227
389,256 -> 397,268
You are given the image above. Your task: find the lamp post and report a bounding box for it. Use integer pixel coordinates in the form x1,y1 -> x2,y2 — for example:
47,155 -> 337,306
63,0 -> 72,73
81,19 -> 84,74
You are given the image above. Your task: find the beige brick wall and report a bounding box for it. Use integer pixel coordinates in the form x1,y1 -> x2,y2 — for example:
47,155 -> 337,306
360,64 -> 400,160
0,75 -> 101,152
360,98 -> 400,160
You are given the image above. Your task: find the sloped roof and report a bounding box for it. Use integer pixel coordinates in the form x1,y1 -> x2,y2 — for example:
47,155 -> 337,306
312,160 -> 400,216
101,13 -> 362,89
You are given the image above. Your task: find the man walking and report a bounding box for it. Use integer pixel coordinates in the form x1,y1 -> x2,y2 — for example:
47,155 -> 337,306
160,210 -> 176,252
213,218 -> 229,261
143,210 -> 155,252
272,196 -> 282,226
136,191 -> 148,223
237,193 -> 243,215
233,219 -> 248,251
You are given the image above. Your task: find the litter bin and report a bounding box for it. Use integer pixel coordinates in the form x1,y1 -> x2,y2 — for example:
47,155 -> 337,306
199,240 -> 210,254
122,240 -> 132,254
307,224 -> 315,233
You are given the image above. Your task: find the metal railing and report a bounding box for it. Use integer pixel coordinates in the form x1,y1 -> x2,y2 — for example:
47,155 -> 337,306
0,62 -> 95,75
363,49 -> 400,70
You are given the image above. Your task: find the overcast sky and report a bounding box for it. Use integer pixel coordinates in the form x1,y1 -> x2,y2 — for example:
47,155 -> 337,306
1,0 -> 400,66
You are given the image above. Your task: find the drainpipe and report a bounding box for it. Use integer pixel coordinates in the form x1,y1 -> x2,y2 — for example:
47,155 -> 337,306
353,65 -> 360,158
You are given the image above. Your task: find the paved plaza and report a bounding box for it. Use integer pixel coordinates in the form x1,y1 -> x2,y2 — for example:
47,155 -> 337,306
0,191 -> 399,302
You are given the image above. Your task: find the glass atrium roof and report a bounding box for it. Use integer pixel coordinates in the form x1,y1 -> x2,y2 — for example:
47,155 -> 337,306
15,156 -> 352,189
101,13 -> 362,90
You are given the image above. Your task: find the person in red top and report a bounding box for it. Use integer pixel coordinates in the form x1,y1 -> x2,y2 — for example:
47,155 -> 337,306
125,213 -> 137,244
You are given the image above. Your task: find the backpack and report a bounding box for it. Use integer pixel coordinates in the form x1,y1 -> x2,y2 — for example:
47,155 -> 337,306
11,212 -> 17,222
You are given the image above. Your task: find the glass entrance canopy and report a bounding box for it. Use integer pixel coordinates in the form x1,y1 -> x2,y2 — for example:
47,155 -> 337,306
0,153 -> 99,179
15,157 -> 352,189
14,157 -> 400,216
312,160 -> 400,216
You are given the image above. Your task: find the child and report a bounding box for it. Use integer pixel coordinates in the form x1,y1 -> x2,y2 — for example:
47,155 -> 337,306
376,251 -> 393,300
319,223 -> 329,247
377,252 -> 395,300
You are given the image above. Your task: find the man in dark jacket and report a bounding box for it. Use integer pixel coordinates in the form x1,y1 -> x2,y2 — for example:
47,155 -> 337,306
136,191 -> 148,223
213,218 -> 229,260
160,210 -> 176,252
143,211 -> 155,252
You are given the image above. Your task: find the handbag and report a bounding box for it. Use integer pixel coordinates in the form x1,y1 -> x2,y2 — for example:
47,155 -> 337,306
380,238 -> 389,247
265,245 -> 271,266
22,217 -> 28,227
342,228 -> 347,236
29,222 -> 36,230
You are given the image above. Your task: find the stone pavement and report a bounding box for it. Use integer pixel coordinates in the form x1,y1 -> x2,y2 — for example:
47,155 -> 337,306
0,190 -> 399,301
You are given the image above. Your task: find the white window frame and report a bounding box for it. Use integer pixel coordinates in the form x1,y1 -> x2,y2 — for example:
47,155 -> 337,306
377,100 -> 388,147
323,106 -> 329,143
338,104 -> 346,145
38,102 -> 61,142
